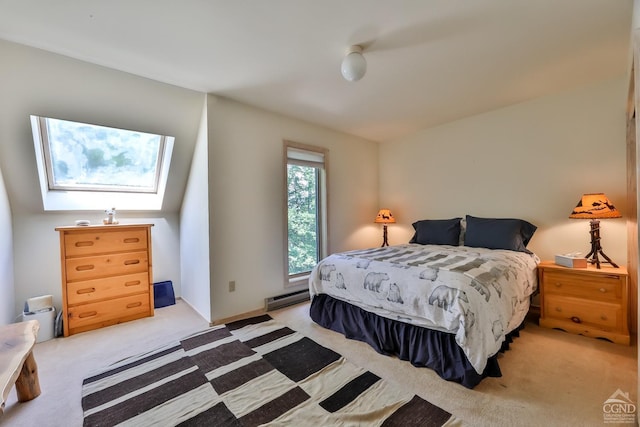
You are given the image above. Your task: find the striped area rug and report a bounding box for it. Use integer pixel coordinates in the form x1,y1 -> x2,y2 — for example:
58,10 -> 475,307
82,314 -> 458,426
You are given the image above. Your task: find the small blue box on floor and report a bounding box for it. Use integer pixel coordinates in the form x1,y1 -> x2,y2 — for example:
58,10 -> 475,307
153,281 -> 176,308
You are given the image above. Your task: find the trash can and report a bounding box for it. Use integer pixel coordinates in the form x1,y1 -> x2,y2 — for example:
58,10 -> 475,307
21,295 -> 56,343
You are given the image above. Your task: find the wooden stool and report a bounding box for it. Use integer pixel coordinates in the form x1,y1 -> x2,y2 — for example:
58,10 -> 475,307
0,320 -> 41,413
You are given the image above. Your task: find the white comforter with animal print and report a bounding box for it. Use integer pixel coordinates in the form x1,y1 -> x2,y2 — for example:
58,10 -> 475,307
309,244 -> 539,374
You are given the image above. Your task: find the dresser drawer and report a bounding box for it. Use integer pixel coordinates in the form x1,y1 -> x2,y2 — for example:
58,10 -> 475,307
66,272 -> 150,306
67,293 -> 150,331
542,271 -> 622,301
544,295 -> 621,329
63,229 -> 148,257
65,251 -> 149,281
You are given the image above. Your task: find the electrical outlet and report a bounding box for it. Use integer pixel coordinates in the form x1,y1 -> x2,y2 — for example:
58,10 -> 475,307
229,280 -> 236,292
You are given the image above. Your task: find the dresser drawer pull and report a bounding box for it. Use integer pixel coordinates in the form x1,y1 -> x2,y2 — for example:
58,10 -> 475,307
554,282 -> 562,287
76,264 -> 95,271
570,316 -> 581,323
600,315 -> 608,321
124,238 -> 140,244
555,307 -> 562,312
127,302 -> 142,309
599,288 -> 607,293
124,280 -> 141,287
78,311 -> 98,318
124,259 -> 141,265
76,287 -> 96,294
75,241 -> 94,247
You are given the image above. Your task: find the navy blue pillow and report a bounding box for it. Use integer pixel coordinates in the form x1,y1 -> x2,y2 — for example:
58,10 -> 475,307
409,218 -> 462,246
464,215 -> 537,253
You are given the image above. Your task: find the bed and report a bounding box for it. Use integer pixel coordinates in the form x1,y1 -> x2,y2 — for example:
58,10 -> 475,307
308,215 -> 540,388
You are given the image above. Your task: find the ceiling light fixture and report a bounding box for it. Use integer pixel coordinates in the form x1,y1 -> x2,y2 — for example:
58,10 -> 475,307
341,45 -> 367,82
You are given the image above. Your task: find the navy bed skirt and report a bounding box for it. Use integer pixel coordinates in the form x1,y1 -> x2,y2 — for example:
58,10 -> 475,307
309,293 -> 522,389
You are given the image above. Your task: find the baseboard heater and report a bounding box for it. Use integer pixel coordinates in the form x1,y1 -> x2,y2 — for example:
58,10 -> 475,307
265,290 -> 310,311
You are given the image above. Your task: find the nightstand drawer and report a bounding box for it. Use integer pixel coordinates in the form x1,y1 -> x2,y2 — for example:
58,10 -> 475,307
542,271 -> 622,301
544,295 -> 621,329
63,229 -> 148,257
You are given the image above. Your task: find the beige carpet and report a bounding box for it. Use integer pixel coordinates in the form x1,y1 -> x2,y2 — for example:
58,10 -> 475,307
1,300 -> 636,426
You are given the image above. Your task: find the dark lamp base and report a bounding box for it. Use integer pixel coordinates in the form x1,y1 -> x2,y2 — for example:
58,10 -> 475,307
585,219 -> 618,269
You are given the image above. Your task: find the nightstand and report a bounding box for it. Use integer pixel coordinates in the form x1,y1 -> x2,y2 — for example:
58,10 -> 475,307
537,261 -> 630,345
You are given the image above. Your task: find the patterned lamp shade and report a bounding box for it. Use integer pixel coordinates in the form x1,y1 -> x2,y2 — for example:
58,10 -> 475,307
569,193 -> 621,219
374,209 -> 396,224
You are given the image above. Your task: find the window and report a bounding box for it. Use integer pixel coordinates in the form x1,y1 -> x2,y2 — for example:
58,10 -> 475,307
31,115 -> 174,211
285,141 -> 328,285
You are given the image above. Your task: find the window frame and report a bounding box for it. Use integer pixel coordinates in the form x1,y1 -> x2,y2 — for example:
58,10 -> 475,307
283,140 -> 329,287
31,115 -> 174,211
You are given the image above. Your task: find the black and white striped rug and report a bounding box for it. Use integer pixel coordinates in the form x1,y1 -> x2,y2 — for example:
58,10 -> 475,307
82,314 -> 457,426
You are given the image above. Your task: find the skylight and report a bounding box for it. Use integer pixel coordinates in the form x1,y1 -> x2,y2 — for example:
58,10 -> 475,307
31,116 -> 174,211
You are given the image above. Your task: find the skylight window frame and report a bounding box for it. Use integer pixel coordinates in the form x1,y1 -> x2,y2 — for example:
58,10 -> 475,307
36,116 -> 166,194
30,115 -> 174,212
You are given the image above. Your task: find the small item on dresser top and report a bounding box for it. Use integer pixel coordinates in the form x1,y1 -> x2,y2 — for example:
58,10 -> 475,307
554,252 -> 587,268
103,207 -> 119,225
75,220 -> 90,226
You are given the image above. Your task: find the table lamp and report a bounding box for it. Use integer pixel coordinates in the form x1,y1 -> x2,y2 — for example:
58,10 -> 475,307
374,209 -> 396,247
569,193 -> 621,269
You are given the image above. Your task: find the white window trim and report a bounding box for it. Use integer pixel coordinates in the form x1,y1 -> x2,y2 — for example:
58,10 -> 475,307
31,115 -> 173,211
284,140 -> 329,287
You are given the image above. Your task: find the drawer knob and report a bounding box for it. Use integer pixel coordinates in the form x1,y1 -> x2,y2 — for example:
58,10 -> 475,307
124,280 -> 141,287
601,315 -> 608,321
76,264 -> 95,271
599,288 -> 606,293
124,238 -> 140,243
571,316 -> 581,323
124,259 -> 141,265
555,307 -> 562,312
554,282 -> 562,287
78,311 -> 98,319
75,241 -> 94,247
127,302 -> 142,309
76,287 -> 96,294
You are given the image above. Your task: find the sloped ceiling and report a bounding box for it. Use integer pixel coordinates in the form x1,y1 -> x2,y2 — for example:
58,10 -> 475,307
0,0 -> 633,143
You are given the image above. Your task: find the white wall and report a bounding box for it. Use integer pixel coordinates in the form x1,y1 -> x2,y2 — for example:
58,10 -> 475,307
0,39 -> 379,324
0,40 -> 203,215
380,77 -> 628,265
0,167 -> 15,325
180,98 -> 211,322
207,95 -> 379,321
0,40 -> 203,319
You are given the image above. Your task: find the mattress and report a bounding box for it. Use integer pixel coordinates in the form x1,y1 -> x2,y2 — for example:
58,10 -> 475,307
309,243 -> 539,374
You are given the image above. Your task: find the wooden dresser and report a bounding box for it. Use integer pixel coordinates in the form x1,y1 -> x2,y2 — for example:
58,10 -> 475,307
538,261 -> 629,345
55,224 -> 154,337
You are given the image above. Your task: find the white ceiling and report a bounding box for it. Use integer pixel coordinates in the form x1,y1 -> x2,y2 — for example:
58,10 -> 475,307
0,0 -> 633,142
